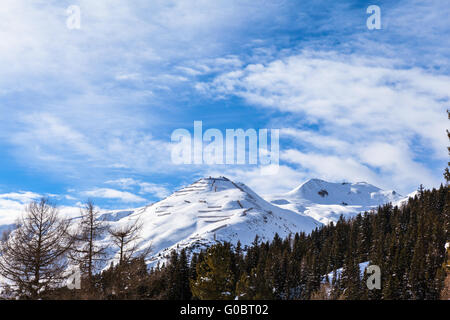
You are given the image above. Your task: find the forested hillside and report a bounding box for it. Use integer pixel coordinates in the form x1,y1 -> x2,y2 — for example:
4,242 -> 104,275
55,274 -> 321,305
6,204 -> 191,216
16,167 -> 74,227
35,184 -> 448,300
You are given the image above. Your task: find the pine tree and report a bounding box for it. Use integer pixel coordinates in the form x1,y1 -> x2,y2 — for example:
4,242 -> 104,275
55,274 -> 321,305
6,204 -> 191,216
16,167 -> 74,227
253,261 -> 273,299
166,250 -> 180,299
165,249 -> 191,300
190,243 -> 235,300
178,249 -> 192,300
235,272 -> 252,300
341,234 -> 361,299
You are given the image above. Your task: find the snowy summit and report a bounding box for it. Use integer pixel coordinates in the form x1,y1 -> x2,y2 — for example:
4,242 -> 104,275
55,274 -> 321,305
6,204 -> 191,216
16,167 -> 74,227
269,178 -> 404,224
104,176 -> 321,266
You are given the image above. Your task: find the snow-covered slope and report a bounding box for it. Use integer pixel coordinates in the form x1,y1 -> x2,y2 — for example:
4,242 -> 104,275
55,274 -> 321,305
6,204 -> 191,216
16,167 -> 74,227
107,177 -> 321,266
324,261 -> 371,283
269,179 -> 403,224
394,191 -> 419,207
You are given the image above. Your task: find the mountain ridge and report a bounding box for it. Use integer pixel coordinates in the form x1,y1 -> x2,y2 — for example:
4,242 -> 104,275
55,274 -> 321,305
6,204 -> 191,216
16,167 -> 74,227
269,178 -> 404,224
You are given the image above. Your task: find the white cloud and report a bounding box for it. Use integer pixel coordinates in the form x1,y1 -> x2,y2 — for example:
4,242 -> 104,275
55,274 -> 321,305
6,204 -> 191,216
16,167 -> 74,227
0,191 -> 81,227
358,142 -> 436,189
5,111 -> 173,177
0,191 -> 41,202
82,188 -> 147,203
282,149 -> 378,184
115,73 -> 141,81
137,182 -> 170,198
0,0 -> 282,96
279,130 -> 439,191
106,178 -> 170,199
105,178 -> 138,190
11,113 -> 99,160
0,199 -> 27,227
204,53 -> 449,156
281,128 -> 351,153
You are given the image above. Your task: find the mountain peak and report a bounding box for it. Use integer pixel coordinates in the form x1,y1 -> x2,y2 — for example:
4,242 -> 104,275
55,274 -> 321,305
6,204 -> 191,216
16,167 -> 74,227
287,178 -> 401,206
270,178 -> 404,224
110,176 -> 320,266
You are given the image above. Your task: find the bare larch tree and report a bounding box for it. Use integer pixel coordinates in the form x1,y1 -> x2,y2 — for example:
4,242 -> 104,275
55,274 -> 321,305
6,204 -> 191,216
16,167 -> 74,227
0,198 -> 73,299
107,218 -> 150,298
70,200 -> 108,291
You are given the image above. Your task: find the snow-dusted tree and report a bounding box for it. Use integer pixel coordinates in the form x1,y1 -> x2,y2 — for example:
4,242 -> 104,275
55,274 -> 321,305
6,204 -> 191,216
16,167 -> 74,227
70,200 -> 108,290
109,218 -> 148,265
0,198 -> 73,299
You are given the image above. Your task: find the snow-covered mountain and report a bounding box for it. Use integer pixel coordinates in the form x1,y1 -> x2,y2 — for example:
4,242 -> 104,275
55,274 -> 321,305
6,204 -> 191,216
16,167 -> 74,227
268,178 -> 404,224
0,176 -> 411,269
105,177 -> 321,266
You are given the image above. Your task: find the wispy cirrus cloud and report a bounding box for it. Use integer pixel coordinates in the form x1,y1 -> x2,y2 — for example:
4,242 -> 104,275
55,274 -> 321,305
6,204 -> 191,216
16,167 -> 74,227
0,191 -> 41,202
82,188 -> 147,203
106,178 -> 170,199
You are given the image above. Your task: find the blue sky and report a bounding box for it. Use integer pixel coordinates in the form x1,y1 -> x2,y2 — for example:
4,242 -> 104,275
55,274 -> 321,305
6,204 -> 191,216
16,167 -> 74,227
0,0 -> 449,212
